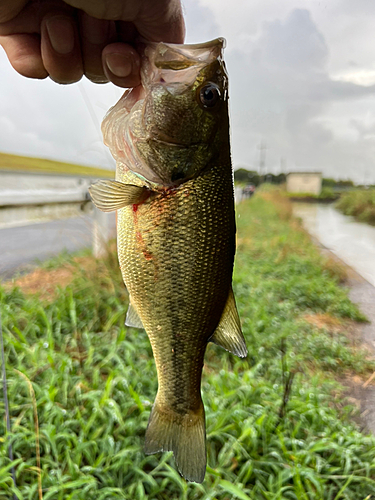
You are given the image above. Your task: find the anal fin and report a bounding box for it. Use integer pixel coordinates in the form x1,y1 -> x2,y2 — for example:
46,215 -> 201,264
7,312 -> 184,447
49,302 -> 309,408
210,286 -> 247,358
125,300 -> 144,329
89,180 -> 149,212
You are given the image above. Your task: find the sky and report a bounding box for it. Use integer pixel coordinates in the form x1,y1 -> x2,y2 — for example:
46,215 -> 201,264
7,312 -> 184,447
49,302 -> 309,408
1,0 -> 375,183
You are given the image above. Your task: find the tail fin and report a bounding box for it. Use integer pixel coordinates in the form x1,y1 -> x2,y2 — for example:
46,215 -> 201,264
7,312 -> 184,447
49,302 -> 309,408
144,398 -> 206,483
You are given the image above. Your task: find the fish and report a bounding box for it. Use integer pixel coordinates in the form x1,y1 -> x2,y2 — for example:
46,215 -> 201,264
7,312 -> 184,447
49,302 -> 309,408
89,38 -> 247,483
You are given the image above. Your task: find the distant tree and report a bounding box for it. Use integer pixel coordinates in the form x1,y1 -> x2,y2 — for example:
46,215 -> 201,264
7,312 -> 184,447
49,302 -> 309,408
273,173 -> 286,184
234,168 -> 285,186
234,168 -> 260,186
336,180 -> 354,188
323,178 -> 355,189
322,178 -> 336,188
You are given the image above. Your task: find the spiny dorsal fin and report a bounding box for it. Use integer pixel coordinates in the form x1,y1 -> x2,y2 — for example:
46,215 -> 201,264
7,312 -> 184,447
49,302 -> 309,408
89,180 -> 149,212
210,287 -> 247,358
125,301 -> 144,329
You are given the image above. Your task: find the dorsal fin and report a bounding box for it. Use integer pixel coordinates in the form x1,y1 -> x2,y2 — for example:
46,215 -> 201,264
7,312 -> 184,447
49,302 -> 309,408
210,287 -> 247,358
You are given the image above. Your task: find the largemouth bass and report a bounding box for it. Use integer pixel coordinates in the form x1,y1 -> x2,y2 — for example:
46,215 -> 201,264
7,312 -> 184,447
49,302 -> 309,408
89,38 -> 247,483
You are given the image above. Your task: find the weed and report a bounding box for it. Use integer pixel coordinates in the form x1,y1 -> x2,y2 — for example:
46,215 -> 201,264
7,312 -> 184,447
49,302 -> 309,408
336,189 -> 375,225
1,193 -> 375,498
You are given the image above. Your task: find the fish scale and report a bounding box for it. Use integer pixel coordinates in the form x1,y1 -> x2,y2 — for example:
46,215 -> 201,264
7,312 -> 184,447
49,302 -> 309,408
89,38 -> 247,483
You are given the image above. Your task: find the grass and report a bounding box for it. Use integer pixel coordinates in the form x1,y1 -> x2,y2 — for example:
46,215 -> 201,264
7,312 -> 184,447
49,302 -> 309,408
0,152 -> 114,178
286,187 -> 337,201
336,189 -> 375,225
1,190 -> 375,499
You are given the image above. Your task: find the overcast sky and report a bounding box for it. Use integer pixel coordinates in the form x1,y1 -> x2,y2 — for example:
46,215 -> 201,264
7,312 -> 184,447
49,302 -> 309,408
1,0 -> 375,183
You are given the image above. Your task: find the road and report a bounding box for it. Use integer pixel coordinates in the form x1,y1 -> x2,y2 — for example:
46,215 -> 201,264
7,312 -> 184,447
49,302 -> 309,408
293,201 -> 375,434
293,202 -> 375,286
0,216 -> 95,279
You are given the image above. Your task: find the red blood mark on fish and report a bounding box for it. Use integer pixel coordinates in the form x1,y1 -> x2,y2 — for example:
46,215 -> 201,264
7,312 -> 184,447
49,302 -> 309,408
161,186 -> 178,198
132,193 -> 148,224
136,231 -> 153,260
131,191 -> 156,267
132,190 -> 150,216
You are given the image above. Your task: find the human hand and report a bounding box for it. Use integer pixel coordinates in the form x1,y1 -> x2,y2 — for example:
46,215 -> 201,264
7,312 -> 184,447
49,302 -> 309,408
0,0 -> 185,87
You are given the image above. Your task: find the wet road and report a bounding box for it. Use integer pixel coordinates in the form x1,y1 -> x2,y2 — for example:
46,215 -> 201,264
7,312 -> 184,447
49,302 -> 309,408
293,202 -> 375,433
0,216 -> 94,279
293,203 -> 375,287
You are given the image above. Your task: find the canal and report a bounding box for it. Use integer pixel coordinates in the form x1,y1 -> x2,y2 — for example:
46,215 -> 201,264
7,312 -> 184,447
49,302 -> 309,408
293,202 -> 375,287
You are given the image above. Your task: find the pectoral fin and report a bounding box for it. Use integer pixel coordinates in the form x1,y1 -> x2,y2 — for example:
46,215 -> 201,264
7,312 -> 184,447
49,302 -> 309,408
125,301 -> 144,329
210,287 -> 247,358
89,180 -> 149,212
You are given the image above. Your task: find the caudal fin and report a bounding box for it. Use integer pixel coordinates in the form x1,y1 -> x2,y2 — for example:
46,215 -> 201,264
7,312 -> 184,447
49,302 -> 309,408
144,399 -> 206,483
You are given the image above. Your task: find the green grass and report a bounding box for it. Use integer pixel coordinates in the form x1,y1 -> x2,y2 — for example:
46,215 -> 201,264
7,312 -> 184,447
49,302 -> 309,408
0,152 -> 114,178
336,189 -> 375,225
1,192 -> 375,499
286,187 -> 337,201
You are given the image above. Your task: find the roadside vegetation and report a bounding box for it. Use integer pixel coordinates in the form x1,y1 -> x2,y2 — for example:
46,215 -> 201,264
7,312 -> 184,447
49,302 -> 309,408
0,152 -> 114,178
1,190 -> 375,499
285,187 -> 337,201
336,189 -> 375,225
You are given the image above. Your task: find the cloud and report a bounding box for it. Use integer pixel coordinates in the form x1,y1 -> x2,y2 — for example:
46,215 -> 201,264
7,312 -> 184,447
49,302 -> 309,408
259,9 -> 328,72
0,49 -> 121,169
184,1 -> 221,43
209,6 -> 375,181
350,118 -> 375,139
1,1 -> 375,183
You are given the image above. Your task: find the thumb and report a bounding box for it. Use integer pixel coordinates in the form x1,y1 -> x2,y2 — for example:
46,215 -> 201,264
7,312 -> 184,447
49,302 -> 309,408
0,0 -> 29,23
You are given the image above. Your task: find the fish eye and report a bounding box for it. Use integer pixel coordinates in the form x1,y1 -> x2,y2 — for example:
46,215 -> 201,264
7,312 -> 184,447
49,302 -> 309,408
198,83 -> 221,109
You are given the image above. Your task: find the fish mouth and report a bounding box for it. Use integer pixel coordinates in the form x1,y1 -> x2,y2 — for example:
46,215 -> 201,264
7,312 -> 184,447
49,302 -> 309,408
147,38 -> 225,70
141,38 -> 226,88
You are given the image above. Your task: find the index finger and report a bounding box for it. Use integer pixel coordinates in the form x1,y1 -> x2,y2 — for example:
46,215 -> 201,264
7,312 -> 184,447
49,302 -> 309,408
0,0 -> 28,23
134,0 -> 185,43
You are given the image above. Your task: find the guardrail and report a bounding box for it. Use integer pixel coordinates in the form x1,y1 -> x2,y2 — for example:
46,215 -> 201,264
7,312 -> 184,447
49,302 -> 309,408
0,171 -> 114,258
0,189 -> 90,206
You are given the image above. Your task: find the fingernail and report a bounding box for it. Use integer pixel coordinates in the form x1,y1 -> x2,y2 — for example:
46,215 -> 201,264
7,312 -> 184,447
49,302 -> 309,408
46,16 -> 75,55
105,53 -> 133,78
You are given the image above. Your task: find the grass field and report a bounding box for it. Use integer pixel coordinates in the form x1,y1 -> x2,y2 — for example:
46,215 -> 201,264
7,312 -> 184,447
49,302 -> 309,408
0,152 -> 114,178
1,190 -> 375,499
336,189 -> 375,225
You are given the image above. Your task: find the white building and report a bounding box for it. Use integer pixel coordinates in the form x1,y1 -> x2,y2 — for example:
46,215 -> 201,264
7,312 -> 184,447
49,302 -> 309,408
286,172 -> 322,195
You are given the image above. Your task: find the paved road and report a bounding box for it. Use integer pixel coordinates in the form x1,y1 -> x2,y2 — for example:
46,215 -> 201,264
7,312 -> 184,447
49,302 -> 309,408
293,202 -> 375,434
0,216 -> 95,280
293,203 -> 375,286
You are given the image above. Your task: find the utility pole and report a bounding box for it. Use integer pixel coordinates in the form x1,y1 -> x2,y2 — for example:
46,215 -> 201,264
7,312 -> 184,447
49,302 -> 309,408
280,157 -> 286,174
363,168 -> 369,187
258,140 -> 267,183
